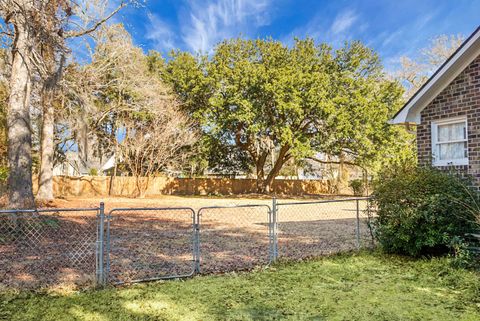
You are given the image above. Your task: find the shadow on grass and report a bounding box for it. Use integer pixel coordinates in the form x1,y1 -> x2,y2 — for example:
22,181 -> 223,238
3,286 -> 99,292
0,282 -> 299,321
2,251 -> 479,321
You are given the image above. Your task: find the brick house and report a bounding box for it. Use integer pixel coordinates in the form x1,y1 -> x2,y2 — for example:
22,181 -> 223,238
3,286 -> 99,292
391,26 -> 480,186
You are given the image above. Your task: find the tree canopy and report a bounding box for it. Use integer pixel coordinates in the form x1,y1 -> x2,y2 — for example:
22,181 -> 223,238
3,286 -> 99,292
160,38 -> 409,191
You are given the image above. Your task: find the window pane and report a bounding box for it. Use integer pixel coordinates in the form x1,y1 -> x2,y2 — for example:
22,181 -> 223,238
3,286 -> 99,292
438,122 -> 466,142
438,142 -> 467,160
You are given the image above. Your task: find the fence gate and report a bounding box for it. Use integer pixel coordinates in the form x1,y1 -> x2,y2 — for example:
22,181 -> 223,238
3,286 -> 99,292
196,204 -> 272,274
105,207 -> 196,284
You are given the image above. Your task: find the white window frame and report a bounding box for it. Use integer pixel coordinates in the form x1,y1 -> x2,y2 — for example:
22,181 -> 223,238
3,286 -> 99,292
431,116 -> 468,166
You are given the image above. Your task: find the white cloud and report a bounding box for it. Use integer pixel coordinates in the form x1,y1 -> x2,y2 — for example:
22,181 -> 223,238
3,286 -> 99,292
145,13 -> 177,51
415,11 -> 436,30
381,29 -> 404,47
330,9 -> 358,35
181,0 -> 272,53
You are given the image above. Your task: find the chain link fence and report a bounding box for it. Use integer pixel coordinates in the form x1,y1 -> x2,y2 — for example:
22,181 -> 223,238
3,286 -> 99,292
0,208 -> 99,290
0,197 -> 374,290
106,207 -> 196,285
275,198 -> 373,261
197,205 -> 272,274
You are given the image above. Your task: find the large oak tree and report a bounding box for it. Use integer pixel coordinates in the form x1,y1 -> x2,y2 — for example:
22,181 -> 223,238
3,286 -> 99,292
162,38 -> 405,192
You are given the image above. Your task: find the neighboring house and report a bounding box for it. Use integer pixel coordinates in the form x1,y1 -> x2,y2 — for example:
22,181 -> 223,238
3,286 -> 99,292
53,151 -> 85,176
297,153 -> 363,181
53,151 -> 115,176
198,152 -> 363,181
391,26 -> 480,186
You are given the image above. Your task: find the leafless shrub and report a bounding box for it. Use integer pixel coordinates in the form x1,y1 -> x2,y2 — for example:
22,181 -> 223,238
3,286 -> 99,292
119,108 -> 197,197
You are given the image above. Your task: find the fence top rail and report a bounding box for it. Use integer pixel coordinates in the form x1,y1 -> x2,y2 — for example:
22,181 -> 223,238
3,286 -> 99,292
0,207 -> 100,214
276,197 -> 371,207
109,207 -> 195,214
198,204 -> 271,213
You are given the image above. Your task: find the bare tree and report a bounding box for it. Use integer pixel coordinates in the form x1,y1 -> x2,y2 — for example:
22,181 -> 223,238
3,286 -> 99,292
56,24 -> 197,197
120,110 -> 197,197
38,1 -> 131,201
99,25 -> 197,197
397,34 -> 464,99
0,50 -> 8,171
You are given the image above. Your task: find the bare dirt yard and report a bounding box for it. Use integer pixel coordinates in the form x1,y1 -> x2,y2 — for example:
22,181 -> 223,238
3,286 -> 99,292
0,195 -> 373,290
43,194 -> 325,210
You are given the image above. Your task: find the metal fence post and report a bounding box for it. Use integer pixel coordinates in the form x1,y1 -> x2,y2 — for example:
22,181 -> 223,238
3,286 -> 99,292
355,199 -> 360,249
268,204 -> 273,262
105,207 -> 111,284
272,196 -> 278,261
96,202 -> 105,286
194,211 -> 201,274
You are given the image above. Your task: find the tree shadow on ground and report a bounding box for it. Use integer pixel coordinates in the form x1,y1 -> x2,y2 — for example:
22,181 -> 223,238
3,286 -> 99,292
0,279 -> 304,321
0,209 -> 99,290
276,218 -> 374,260
1,207 -> 373,290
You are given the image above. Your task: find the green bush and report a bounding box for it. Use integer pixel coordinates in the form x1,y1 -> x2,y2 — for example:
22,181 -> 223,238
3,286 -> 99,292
0,166 -> 7,194
0,166 -> 7,182
372,165 -> 478,257
349,179 -> 365,196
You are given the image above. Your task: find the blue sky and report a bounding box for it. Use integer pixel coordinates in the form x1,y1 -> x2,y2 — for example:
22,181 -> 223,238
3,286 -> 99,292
115,0 -> 479,71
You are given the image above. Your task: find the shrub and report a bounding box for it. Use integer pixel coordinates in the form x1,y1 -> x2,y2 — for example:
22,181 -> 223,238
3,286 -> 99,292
349,179 -> 365,196
0,166 -> 7,182
372,164 -> 478,257
0,166 -> 7,196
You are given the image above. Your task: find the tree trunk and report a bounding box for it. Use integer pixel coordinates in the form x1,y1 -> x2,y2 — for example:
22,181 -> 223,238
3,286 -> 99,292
7,19 -> 35,209
363,168 -> 369,196
108,128 -> 118,196
77,117 -> 89,167
37,93 -> 55,200
255,152 -> 268,193
134,175 -> 142,198
108,158 -> 117,196
135,176 -> 149,198
37,34 -> 64,201
336,152 -> 349,194
263,145 -> 289,194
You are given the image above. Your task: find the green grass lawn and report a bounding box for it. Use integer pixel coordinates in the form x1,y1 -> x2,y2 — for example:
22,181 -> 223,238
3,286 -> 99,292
1,252 -> 479,321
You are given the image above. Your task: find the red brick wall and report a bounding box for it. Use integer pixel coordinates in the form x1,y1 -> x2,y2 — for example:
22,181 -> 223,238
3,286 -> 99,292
417,54 -> 480,185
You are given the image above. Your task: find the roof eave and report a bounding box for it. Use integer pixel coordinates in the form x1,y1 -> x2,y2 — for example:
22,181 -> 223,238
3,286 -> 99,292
389,105 -> 421,124
390,26 -> 480,125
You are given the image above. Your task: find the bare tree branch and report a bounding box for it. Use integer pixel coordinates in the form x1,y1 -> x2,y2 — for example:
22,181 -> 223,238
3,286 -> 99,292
65,1 -> 127,38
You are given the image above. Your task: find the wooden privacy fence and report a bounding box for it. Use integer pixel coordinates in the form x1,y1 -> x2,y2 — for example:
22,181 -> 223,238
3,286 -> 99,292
31,176 -> 340,197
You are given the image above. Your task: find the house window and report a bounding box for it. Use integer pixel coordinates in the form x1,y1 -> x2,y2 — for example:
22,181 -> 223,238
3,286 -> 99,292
431,117 -> 468,166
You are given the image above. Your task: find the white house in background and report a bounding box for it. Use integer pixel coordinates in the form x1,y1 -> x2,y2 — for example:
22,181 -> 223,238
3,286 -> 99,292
297,153 -> 363,180
100,155 -> 116,172
53,151 -> 115,176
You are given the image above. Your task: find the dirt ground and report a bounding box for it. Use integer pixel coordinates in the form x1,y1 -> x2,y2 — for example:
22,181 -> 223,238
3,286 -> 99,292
0,195 -> 373,290
41,194 -> 347,211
